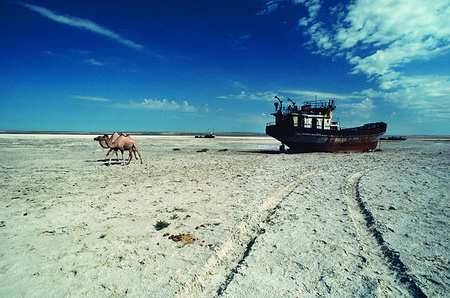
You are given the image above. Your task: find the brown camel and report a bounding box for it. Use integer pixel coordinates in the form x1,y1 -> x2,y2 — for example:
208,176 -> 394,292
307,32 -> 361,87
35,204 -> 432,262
109,134 -> 143,165
105,132 -> 132,161
94,133 -> 142,165
94,132 -> 122,160
94,133 -> 143,165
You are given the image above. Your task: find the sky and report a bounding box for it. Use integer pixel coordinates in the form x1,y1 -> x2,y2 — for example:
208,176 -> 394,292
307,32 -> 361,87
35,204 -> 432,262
1,0 -> 450,134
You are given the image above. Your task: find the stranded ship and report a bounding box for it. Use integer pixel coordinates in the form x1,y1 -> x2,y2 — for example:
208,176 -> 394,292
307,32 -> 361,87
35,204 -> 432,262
266,97 -> 387,152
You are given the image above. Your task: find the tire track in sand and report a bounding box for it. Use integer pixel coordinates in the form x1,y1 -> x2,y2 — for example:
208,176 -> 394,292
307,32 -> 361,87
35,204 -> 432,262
345,171 -> 427,298
175,172 -> 314,298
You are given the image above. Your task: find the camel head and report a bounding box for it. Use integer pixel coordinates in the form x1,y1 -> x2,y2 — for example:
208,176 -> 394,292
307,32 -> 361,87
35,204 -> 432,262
93,134 -> 108,141
94,134 -> 110,149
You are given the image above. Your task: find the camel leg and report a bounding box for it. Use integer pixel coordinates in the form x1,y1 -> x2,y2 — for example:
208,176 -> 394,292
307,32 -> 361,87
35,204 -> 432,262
105,149 -> 112,165
106,148 -> 113,159
134,146 -> 143,164
121,150 -> 125,165
127,150 -> 133,165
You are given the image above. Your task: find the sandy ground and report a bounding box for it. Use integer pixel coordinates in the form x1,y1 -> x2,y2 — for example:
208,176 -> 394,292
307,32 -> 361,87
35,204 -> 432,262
0,135 -> 448,297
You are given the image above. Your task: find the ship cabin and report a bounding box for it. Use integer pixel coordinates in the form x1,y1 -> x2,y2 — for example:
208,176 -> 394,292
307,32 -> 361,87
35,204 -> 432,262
270,99 -> 339,131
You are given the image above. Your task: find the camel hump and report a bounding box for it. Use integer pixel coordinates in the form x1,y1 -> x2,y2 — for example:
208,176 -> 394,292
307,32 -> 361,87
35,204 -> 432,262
110,132 -> 122,143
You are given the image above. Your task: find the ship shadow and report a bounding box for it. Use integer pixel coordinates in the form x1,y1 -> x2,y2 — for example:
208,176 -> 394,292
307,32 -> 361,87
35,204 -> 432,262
239,149 -> 282,154
239,149 -> 328,155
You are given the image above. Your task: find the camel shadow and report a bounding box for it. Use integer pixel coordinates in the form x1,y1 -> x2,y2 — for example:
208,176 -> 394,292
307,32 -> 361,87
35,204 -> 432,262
84,159 -> 128,166
85,158 -> 121,163
102,161 -> 126,166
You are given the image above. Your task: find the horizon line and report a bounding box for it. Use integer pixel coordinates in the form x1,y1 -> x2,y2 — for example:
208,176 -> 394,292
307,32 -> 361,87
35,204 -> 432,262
1,130 -> 449,138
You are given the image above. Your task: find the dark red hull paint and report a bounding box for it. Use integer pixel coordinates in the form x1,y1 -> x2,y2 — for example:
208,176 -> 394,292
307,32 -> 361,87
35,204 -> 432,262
266,122 -> 387,153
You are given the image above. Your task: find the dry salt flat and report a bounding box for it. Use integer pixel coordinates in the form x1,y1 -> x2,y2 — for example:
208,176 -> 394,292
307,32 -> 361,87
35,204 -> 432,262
0,134 -> 448,297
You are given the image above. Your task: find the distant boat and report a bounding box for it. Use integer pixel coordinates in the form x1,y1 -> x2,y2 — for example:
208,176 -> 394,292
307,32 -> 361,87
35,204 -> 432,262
195,132 -> 215,138
266,97 -> 387,152
380,136 -> 407,141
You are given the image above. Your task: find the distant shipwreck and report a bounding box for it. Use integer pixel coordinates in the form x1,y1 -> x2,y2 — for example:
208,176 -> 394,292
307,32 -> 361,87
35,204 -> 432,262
195,132 -> 215,138
266,96 -> 387,153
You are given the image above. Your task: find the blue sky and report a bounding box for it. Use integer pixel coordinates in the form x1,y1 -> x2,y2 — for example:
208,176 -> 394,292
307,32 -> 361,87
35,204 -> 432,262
1,0 -> 449,134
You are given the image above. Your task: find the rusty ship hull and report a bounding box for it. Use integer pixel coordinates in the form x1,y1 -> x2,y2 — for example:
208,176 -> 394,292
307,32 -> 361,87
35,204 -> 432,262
266,122 -> 387,153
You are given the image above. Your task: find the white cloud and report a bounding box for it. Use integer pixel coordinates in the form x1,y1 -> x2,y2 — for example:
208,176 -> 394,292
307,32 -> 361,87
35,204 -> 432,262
293,0 -> 450,118
85,58 -> 104,66
217,88 -> 362,101
300,0 -> 450,78
302,0 -> 321,19
72,95 -> 110,102
339,98 -> 374,118
257,0 -> 285,15
260,1 -> 331,54
337,1 -> 450,78
258,0 -> 320,19
334,98 -> 376,128
43,50 -> 56,56
20,2 -> 143,50
117,98 -> 198,112
237,113 -> 273,126
72,95 -> 200,113
230,80 -> 248,90
281,89 -> 362,100
366,75 -> 450,119
217,90 -> 277,101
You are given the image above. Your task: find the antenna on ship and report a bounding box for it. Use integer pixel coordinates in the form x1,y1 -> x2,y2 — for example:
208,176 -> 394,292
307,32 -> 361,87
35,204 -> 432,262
287,98 -> 297,112
274,96 -> 283,113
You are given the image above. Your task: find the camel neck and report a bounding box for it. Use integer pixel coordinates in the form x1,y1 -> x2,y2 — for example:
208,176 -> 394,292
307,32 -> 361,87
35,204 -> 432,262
99,139 -> 109,148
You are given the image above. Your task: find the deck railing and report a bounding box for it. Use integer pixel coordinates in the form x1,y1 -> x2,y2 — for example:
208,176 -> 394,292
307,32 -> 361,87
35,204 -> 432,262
302,100 -> 334,109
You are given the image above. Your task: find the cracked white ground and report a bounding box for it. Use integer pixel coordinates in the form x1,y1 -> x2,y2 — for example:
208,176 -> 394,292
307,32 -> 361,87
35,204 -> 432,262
0,135 -> 448,297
